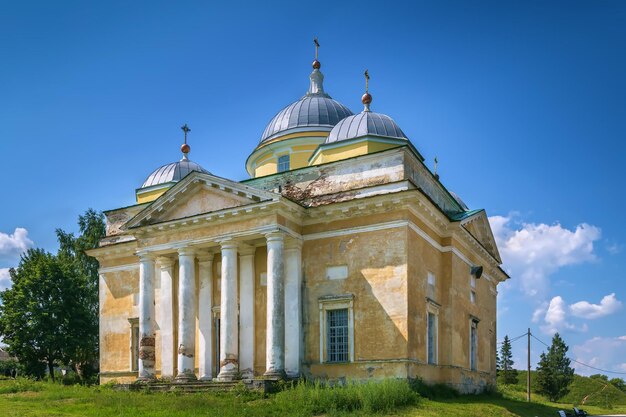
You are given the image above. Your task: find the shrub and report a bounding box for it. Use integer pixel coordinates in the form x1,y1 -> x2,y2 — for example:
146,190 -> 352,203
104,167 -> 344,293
274,379 -> 419,414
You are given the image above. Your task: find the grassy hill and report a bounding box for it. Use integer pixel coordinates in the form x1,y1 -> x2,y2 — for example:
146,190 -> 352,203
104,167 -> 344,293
498,370 -> 626,407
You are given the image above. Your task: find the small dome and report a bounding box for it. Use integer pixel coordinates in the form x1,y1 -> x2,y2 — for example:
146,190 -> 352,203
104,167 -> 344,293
326,111 -> 408,144
260,95 -> 353,143
141,159 -> 209,188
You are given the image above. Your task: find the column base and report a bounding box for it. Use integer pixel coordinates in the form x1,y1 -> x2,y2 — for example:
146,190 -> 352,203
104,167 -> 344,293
198,375 -> 213,382
174,372 -> 197,383
263,369 -> 286,380
216,369 -> 240,382
136,375 -> 156,383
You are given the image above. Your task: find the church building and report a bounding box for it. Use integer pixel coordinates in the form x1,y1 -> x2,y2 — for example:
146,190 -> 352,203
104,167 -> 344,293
88,43 -> 508,393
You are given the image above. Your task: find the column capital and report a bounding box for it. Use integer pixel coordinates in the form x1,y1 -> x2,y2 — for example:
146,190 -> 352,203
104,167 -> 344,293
197,252 -> 215,265
239,244 -> 256,257
157,256 -> 175,268
265,230 -> 285,243
218,239 -> 239,251
285,238 -> 303,251
137,251 -> 156,261
177,247 -> 196,257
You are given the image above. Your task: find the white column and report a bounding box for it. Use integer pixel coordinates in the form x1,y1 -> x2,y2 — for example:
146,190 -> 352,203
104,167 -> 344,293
264,232 -> 285,378
239,246 -> 256,379
197,253 -> 214,381
157,257 -> 175,379
217,241 -> 239,381
138,253 -> 156,380
176,248 -> 197,381
284,239 -> 303,378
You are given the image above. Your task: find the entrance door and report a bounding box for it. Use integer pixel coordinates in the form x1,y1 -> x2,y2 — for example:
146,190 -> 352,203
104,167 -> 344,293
214,316 -> 220,377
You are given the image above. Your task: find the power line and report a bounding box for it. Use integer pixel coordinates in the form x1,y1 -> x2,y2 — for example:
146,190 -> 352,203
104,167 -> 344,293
497,332 -> 527,345
530,332 -> 626,376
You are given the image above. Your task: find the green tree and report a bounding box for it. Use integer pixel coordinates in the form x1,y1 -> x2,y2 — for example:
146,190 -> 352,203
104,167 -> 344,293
0,209 -> 104,382
499,335 -> 518,384
590,373 -> 609,382
536,333 -> 575,402
609,377 -> 625,392
0,249 -> 84,381
55,208 -> 105,380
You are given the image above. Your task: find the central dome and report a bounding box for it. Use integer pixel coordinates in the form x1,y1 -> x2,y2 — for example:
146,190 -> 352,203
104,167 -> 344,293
260,94 -> 353,143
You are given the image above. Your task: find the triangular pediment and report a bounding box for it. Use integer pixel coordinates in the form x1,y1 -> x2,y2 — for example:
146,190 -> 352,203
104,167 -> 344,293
460,210 -> 502,263
126,171 -> 279,228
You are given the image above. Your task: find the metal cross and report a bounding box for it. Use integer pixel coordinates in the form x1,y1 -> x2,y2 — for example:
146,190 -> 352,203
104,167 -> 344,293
364,69 -> 370,92
314,37 -> 320,59
434,157 -> 438,176
181,124 -> 191,144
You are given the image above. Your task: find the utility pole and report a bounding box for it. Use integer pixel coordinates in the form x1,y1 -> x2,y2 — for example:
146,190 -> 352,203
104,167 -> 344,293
527,328 -> 531,402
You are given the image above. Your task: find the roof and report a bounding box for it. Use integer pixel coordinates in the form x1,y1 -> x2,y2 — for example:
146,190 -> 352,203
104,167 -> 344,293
140,158 -> 209,189
260,94 -> 353,143
326,111 -> 408,143
258,65 -> 353,144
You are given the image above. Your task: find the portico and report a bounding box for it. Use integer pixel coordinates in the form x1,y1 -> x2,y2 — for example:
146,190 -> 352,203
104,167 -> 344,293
134,224 -> 302,382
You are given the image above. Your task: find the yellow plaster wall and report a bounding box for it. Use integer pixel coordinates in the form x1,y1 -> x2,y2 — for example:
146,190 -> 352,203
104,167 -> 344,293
302,227 -> 409,380
406,225 -> 498,392
309,141 -> 402,166
136,187 -> 170,204
99,268 -> 139,383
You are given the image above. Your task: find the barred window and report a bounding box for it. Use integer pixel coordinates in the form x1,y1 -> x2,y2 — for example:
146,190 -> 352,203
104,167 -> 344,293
278,155 -> 290,172
327,308 -> 349,363
470,320 -> 478,371
427,312 -> 437,364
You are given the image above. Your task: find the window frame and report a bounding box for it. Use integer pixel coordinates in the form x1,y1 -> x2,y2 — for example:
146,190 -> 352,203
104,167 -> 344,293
128,317 -> 139,372
469,318 -> 479,371
319,294 -> 354,364
277,154 -> 290,172
426,301 -> 439,365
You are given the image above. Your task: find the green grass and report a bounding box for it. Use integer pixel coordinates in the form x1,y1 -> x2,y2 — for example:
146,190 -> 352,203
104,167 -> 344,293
0,378 -> 624,417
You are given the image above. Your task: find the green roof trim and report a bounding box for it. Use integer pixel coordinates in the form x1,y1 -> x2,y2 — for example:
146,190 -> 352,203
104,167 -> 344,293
448,208 -> 485,222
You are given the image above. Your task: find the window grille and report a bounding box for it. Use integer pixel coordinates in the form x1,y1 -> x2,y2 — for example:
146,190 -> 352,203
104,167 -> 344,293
470,321 -> 478,370
427,312 -> 437,364
327,308 -> 349,362
278,155 -> 290,172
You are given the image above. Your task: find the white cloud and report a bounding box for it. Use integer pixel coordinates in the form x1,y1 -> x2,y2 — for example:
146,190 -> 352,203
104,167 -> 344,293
570,293 -> 623,319
534,294 -> 621,335
489,215 -> 601,298
0,228 -> 33,263
539,296 -> 588,334
0,268 -> 10,291
572,336 -> 626,376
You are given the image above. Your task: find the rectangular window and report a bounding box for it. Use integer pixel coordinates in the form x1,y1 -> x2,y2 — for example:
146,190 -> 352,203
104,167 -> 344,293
427,272 -> 436,299
327,308 -> 349,363
427,312 -> 438,364
470,320 -> 478,370
319,295 -> 354,363
470,290 -> 476,304
277,154 -> 290,172
129,319 -> 139,372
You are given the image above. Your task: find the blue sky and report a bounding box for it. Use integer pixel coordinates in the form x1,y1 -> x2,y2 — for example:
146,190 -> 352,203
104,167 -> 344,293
1,1 -> 625,378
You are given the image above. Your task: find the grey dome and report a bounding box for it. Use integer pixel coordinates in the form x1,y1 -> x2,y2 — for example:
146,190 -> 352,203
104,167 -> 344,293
141,159 -> 209,188
260,95 -> 353,143
326,111 -> 408,144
